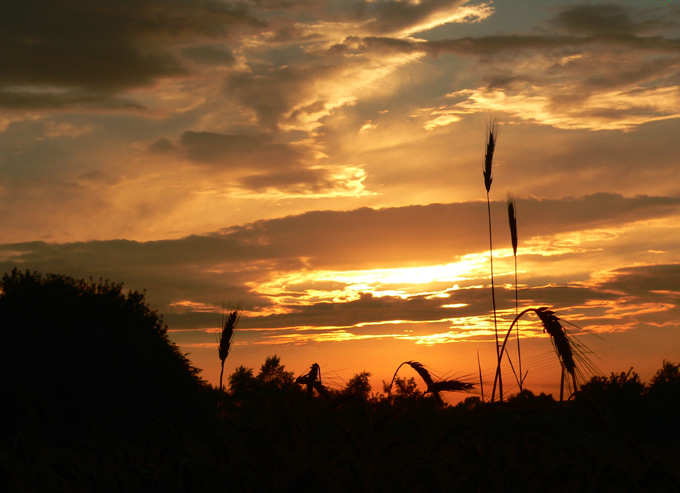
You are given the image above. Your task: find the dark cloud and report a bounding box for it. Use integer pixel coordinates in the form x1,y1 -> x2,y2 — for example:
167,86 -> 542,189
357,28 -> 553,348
0,89 -> 146,111
2,192 -> 677,280
551,4 -> 658,36
516,193 -> 680,234
216,193 -> 680,269
226,65 -> 336,129
242,289 -> 486,330
148,138 -> 177,154
332,29 -> 680,59
247,0 -> 313,9
328,34 -> 577,58
597,264 -> 680,297
240,167 -> 357,194
181,45 -> 236,66
77,171 -> 118,186
175,131 -> 362,195
0,195 -> 677,336
179,131 -> 304,169
0,0 -> 264,106
328,3 -> 680,59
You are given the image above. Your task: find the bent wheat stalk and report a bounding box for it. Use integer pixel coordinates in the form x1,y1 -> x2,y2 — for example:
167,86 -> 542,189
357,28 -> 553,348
295,363 -> 329,398
492,307 -> 583,402
387,361 -> 474,406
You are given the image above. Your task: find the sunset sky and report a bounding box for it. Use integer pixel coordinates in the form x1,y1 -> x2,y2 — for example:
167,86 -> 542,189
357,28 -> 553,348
2,0 -> 679,399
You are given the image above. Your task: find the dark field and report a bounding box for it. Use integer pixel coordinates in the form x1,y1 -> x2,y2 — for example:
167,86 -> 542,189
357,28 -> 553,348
2,270 -> 679,491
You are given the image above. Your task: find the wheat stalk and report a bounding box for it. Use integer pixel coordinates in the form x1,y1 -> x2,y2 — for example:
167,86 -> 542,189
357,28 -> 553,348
387,361 -> 474,406
492,307 -> 590,402
483,118 -> 502,402
483,119 -> 498,194
295,362 -> 329,398
218,307 -> 241,391
477,351 -> 485,403
534,307 -> 576,401
507,193 -> 525,391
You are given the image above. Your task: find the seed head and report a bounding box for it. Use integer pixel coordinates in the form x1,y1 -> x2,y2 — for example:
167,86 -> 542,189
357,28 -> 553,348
483,118 -> 499,193
218,308 -> 240,363
507,193 -> 518,256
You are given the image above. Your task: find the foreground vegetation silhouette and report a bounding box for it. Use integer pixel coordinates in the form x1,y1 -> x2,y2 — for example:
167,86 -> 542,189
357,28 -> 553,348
1,269 -> 679,491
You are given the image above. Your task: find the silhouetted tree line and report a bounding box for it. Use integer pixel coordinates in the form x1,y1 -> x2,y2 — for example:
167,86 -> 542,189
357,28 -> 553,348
0,270 -> 211,437
1,270 -> 678,491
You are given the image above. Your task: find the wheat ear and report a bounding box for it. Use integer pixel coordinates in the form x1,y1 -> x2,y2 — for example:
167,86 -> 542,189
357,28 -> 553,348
218,307 -> 241,391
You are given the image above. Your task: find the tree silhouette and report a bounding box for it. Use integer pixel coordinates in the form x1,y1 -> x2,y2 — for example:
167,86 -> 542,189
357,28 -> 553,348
382,376 -> 422,406
645,360 -> 680,434
258,354 -> 295,387
648,360 -> 680,394
229,365 -> 257,397
342,371 -> 372,401
0,269 -> 208,436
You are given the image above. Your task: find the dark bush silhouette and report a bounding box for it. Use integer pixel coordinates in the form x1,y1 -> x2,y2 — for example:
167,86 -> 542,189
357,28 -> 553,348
0,269 -> 209,437
383,376 -> 422,407
578,368 -> 645,407
258,354 -> 295,387
645,360 -> 680,437
228,365 -> 258,397
647,360 -> 680,397
341,371 -> 372,401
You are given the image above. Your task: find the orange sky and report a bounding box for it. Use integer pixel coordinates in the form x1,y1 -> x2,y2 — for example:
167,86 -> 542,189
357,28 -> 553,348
1,0 -> 679,400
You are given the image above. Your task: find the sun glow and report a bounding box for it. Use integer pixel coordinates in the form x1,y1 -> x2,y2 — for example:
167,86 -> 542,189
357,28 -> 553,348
252,257 -> 489,306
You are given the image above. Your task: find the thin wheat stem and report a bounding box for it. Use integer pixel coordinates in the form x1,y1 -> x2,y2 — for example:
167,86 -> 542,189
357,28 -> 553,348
477,351 -> 485,403
492,307 -> 583,402
492,308 -> 533,402
507,193 -> 522,392
515,257 -> 522,391
506,350 -> 520,388
483,118 -> 502,403
487,193 -> 502,402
